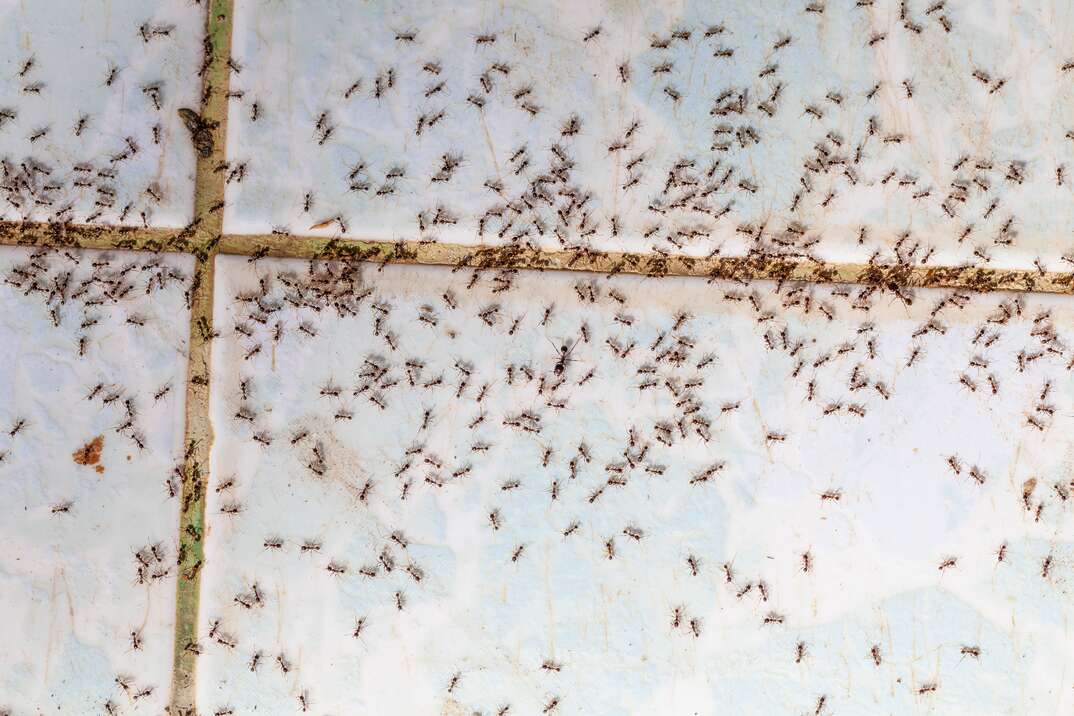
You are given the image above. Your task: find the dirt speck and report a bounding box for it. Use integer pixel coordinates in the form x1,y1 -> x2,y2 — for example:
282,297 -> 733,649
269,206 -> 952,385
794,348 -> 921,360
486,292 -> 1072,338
73,436 -> 104,467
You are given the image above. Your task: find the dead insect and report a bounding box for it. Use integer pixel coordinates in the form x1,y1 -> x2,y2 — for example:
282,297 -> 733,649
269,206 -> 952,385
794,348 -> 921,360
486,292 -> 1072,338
178,108 -> 217,158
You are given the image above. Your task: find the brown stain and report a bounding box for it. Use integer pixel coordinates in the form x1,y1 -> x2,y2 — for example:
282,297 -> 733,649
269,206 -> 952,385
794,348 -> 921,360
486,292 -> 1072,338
544,541 -> 556,656
479,113 -> 501,180
72,435 -> 104,469
275,579 -> 286,645
749,397 -> 773,462
1022,476 -> 1037,504
62,570 -> 76,626
441,698 -> 467,716
600,583 -> 610,651
42,567 -> 60,685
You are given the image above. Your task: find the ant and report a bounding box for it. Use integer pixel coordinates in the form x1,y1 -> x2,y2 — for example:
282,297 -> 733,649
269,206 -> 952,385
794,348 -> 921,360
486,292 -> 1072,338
551,340 -> 577,376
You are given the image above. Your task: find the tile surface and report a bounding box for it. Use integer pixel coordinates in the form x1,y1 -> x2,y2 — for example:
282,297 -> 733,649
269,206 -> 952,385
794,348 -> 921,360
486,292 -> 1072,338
225,0 -> 1074,271
201,254 -> 1074,714
0,1 -> 204,228
0,246 -> 193,713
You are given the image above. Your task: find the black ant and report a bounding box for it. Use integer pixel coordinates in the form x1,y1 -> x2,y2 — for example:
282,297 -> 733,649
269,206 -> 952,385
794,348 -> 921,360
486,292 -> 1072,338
551,340 -> 577,376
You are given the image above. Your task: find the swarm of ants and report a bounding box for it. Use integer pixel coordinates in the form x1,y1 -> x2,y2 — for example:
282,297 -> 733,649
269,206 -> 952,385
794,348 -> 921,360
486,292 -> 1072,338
4,1 -> 1074,713
0,2 -> 204,229
198,245 -> 1074,713
227,0 -> 1072,276
0,245 -> 192,714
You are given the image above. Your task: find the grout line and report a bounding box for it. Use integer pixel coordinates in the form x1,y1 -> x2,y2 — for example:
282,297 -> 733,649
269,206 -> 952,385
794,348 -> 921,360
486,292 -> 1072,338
169,0 -> 233,711
3,219 -> 1073,296
0,220 -> 185,252
219,233 -> 1074,296
3,224 -> 1074,299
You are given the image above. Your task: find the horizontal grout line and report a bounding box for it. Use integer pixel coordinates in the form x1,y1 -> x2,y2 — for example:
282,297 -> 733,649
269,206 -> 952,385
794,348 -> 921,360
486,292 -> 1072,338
219,233 -> 1074,296
0,220 -> 187,253
3,221 -> 1073,295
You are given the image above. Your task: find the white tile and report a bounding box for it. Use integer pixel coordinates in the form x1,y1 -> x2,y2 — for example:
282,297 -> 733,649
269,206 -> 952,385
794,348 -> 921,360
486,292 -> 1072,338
0,1 -> 204,227
202,254 -> 1074,714
224,0 -> 1074,271
0,246 -> 193,713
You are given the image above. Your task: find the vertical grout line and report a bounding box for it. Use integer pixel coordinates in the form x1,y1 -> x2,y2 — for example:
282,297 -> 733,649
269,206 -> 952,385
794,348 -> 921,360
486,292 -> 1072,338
170,0 -> 233,711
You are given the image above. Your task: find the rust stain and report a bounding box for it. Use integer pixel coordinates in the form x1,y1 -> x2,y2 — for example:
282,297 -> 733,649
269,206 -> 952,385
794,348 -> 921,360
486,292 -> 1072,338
72,435 -> 104,468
